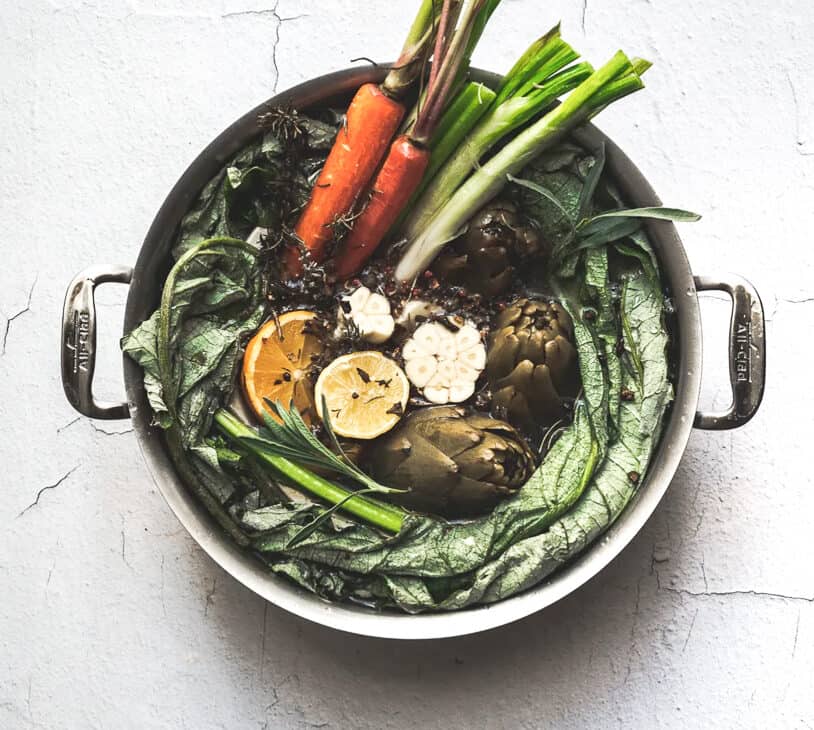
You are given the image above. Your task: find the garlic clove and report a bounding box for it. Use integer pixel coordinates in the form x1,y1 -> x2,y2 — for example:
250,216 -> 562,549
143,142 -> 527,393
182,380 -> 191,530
341,286 -> 396,344
403,338 -> 429,360
365,292 -> 391,316
454,362 -> 481,382
458,344 -> 486,370
449,380 -> 475,403
412,322 -> 449,356
454,324 -> 482,353
396,300 -> 442,329
348,286 -> 371,312
405,355 -> 438,388
433,359 -> 457,386
359,315 -> 395,344
423,385 -> 450,404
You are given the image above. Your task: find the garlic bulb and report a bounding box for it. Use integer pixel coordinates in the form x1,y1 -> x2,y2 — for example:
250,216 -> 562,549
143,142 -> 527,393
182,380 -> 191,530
339,286 -> 395,344
403,321 -> 485,404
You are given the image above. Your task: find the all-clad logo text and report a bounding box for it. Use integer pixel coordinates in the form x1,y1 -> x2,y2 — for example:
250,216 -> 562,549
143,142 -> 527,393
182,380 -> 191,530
68,310 -> 91,374
734,322 -> 750,383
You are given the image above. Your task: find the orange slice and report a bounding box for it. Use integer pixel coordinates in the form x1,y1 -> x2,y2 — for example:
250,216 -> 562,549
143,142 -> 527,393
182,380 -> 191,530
242,310 -> 321,423
314,351 -> 409,440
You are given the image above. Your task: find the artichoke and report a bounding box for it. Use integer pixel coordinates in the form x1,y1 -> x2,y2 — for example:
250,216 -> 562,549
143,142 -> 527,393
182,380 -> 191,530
366,405 -> 535,518
486,298 -> 578,428
432,201 -> 542,297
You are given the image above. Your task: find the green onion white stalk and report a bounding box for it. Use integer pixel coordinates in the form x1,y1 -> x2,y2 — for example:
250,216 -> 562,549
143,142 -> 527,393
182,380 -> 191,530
400,26 -> 591,241
395,50 -> 650,282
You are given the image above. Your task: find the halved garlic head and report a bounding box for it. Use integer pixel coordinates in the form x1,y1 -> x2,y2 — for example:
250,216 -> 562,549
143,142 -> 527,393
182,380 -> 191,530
402,321 -> 485,404
340,286 -> 395,344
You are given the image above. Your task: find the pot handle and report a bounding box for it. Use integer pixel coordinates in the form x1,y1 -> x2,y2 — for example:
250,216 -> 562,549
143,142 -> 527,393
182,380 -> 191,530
61,265 -> 133,420
693,274 -> 765,430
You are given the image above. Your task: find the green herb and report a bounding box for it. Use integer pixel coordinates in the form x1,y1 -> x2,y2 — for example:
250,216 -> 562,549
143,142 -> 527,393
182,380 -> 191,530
122,236 -> 267,545
214,410 -> 405,534
507,145 -> 700,269
241,398 -> 403,496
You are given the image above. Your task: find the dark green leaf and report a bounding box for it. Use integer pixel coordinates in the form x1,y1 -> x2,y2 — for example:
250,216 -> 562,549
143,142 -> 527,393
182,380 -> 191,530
588,206 -> 701,223
577,142 -> 606,220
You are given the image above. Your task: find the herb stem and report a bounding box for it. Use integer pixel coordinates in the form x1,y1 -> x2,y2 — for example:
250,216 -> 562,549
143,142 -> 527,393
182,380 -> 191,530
214,410 -> 406,534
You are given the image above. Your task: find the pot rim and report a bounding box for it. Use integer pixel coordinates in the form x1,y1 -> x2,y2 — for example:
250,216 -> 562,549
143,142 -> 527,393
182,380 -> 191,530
122,66 -> 702,639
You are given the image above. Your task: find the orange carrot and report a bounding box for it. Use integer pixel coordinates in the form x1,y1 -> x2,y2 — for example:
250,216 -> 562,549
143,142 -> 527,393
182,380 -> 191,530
286,83 -> 404,276
285,0 -> 442,277
333,136 -> 429,280
331,0 -> 492,280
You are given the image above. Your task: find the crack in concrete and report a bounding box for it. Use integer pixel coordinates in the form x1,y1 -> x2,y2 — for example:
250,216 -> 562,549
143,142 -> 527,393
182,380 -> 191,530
681,607 -> 699,653
792,608 -> 801,659
653,560 -> 812,604
786,70 -> 814,156
57,417 -> 133,438
265,1 -> 308,94
767,294 -> 814,323
120,529 -> 133,571
221,8 -> 279,20
623,574 -> 646,685
580,0 -> 588,32
90,422 -> 134,437
270,2 -> 282,94
204,578 -> 217,616
160,555 -> 167,617
18,465 -> 80,517
700,553 -> 708,592
661,584 -> 813,604
26,677 -> 33,721
56,416 -> 80,434
2,275 -> 38,355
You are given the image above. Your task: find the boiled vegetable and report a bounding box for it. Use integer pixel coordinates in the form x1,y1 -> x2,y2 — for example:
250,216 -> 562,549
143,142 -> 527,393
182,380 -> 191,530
287,0 -> 440,275
366,405 -> 535,517
486,298 -> 578,428
395,51 -> 651,281
339,286 -> 395,344
432,200 -> 542,296
403,320 -> 485,404
215,409 -> 405,534
333,0 -> 497,279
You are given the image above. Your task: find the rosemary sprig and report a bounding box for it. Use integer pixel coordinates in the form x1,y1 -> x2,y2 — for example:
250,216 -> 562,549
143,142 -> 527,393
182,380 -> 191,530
214,409 -> 407,534
247,399 -> 404,495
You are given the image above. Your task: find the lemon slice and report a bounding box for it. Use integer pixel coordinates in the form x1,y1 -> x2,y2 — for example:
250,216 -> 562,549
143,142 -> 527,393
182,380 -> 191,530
314,351 -> 409,439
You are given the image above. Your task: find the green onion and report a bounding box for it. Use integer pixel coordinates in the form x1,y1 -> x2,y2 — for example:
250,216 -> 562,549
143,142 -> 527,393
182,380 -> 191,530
214,410 -> 406,534
395,50 -> 650,281
426,82 -> 496,184
399,27 -> 590,242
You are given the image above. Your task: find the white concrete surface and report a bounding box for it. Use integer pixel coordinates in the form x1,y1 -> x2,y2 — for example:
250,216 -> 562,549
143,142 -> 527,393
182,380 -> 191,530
2,1 -> 812,727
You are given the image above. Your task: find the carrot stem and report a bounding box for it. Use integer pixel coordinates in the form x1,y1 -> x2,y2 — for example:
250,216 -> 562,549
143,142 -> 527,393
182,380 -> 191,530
287,0 -> 445,276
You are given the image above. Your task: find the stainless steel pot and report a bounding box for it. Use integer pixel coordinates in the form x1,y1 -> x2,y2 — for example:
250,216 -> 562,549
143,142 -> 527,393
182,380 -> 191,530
60,67 -> 766,639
